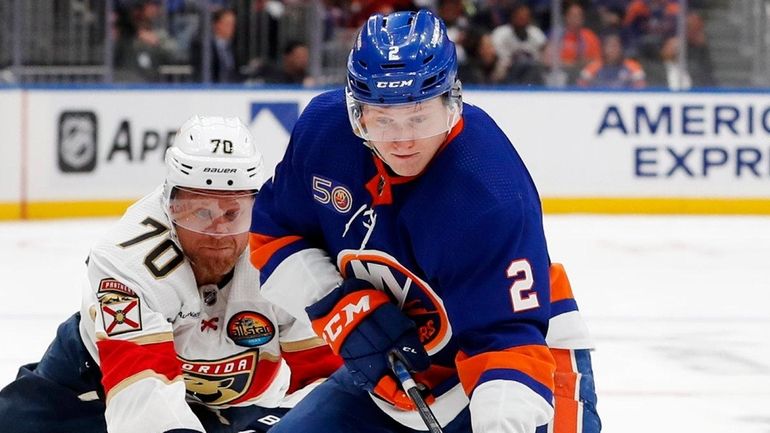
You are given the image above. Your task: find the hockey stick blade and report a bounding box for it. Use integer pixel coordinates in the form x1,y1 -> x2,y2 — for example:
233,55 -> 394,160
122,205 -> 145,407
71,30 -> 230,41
389,355 -> 444,433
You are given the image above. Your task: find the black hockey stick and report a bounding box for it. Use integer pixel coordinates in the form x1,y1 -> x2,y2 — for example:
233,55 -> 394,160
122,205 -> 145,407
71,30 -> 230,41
389,354 -> 444,433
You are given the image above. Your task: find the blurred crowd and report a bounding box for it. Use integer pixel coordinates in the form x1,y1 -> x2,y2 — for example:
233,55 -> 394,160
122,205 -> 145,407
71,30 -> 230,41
111,0 -> 716,89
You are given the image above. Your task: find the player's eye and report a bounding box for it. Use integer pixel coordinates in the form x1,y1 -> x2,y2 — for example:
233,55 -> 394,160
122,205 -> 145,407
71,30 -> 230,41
409,115 -> 428,125
375,117 -> 393,127
223,209 -> 241,222
194,208 -> 213,220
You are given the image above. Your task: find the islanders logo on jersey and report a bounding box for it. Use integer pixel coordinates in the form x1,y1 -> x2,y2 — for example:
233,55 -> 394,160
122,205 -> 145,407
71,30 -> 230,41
227,311 -> 275,347
337,250 -> 452,355
312,175 -> 353,214
97,278 -> 142,337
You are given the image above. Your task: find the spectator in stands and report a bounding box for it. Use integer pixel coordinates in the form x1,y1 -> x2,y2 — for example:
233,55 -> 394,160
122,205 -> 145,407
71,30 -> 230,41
166,0 -> 200,63
685,11 -> 715,87
260,41 -> 316,86
470,0 -> 512,32
459,28 -> 510,84
438,0 -> 470,64
190,7 -> 243,83
577,32 -> 646,88
544,2 -> 601,82
596,3 -> 637,55
644,36 -> 691,89
624,0 -> 679,60
349,0 -> 417,28
491,3 -> 546,85
643,12 -> 715,89
114,0 -> 181,82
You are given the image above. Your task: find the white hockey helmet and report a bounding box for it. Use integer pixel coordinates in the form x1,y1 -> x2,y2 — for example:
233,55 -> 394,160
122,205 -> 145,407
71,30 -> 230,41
163,115 -> 264,236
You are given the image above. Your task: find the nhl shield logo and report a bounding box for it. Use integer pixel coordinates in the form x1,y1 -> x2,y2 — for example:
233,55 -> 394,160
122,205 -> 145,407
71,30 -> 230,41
227,311 -> 275,347
58,111 -> 97,173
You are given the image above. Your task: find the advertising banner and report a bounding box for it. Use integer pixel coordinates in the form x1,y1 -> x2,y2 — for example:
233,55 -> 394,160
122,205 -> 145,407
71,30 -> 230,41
0,89 -> 22,218
3,87 -> 768,218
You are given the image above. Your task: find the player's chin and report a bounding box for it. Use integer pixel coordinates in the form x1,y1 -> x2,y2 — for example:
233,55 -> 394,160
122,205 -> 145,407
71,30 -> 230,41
198,252 -> 239,276
389,161 -> 425,177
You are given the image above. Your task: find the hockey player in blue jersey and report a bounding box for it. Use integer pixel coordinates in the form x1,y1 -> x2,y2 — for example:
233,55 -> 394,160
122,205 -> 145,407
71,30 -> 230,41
249,9 -> 600,433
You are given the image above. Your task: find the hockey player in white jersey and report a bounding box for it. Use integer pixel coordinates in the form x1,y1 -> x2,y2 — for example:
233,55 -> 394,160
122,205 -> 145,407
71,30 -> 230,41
0,116 -> 341,433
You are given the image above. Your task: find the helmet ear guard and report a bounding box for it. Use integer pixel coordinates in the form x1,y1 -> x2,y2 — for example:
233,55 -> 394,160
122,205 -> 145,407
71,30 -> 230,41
446,78 -> 463,126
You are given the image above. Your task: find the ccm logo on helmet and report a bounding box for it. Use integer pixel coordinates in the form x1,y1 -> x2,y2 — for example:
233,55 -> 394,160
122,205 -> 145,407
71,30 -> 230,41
203,168 -> 237,173
376,80 -> 414,88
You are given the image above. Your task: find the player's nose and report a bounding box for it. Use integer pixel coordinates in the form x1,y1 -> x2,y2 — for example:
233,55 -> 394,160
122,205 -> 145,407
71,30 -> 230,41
390,139 -> 415,150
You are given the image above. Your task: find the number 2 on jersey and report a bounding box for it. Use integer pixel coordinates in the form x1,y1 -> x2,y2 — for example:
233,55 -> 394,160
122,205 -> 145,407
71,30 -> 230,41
507,259 -> 539,312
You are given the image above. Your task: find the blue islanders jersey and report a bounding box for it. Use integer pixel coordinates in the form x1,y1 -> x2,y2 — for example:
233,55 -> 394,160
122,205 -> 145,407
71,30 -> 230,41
249,89 -> 589,429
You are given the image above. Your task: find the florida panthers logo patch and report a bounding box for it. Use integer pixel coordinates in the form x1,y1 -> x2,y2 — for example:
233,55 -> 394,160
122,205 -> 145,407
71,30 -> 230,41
97,278 -> 142,336
227,311 -> 275,347
180,352 -> 256,405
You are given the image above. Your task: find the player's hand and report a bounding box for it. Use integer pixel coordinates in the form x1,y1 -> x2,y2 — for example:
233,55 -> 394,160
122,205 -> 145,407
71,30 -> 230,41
305,278 -> 430,390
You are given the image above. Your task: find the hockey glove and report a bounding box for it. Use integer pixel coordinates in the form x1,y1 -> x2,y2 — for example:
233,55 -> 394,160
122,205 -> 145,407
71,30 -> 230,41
306,278 -> 431,392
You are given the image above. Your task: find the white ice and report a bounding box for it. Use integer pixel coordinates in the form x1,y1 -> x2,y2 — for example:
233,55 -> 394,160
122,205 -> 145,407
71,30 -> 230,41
1,215 -> 769,432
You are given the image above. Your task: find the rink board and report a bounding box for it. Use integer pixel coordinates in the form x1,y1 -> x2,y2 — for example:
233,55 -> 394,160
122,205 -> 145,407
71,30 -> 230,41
0,86 -> 768,219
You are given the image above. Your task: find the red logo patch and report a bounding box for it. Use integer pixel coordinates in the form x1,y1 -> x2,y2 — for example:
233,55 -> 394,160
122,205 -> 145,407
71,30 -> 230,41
98,278 -> 136,297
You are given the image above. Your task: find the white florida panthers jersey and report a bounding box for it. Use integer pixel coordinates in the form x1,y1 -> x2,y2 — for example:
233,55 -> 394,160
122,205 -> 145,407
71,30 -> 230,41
78,186 -> 332,433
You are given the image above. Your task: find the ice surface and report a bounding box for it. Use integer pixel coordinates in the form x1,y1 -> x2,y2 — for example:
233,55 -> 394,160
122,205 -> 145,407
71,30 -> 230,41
1,215 -> 768,432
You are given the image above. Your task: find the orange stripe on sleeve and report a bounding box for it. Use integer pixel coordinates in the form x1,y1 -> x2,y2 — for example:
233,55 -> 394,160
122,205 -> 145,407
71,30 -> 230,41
551,348 -> 580,433
550,263 -> 575,302
248,233 -> 302,270
455,345 -> 555,395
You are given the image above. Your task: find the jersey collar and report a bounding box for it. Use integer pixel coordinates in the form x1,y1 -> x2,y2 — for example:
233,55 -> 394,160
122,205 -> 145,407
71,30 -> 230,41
365,117 -> 465,206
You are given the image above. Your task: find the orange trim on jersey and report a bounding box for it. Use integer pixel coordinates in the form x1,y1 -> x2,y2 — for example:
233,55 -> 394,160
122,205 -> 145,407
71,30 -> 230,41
373,375 -> 436,411
97,339 -> 182,395
455,345 -> 555,395
550,263 -> 575,303
282,345 -> 343,394
439,116 -> 465,152
554,394 -> 580,433
248,233 -> 302,270
310,289 -> 390,354
338,253 -> 451,353
551,348 -> 581,433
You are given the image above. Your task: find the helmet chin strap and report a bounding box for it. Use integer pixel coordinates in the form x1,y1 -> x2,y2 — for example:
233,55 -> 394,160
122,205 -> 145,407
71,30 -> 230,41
364,140 -> 386,162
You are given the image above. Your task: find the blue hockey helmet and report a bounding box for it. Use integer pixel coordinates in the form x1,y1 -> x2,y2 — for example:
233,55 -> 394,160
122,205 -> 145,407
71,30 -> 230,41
347,9 -> 458,104
346,9 -> 462,142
